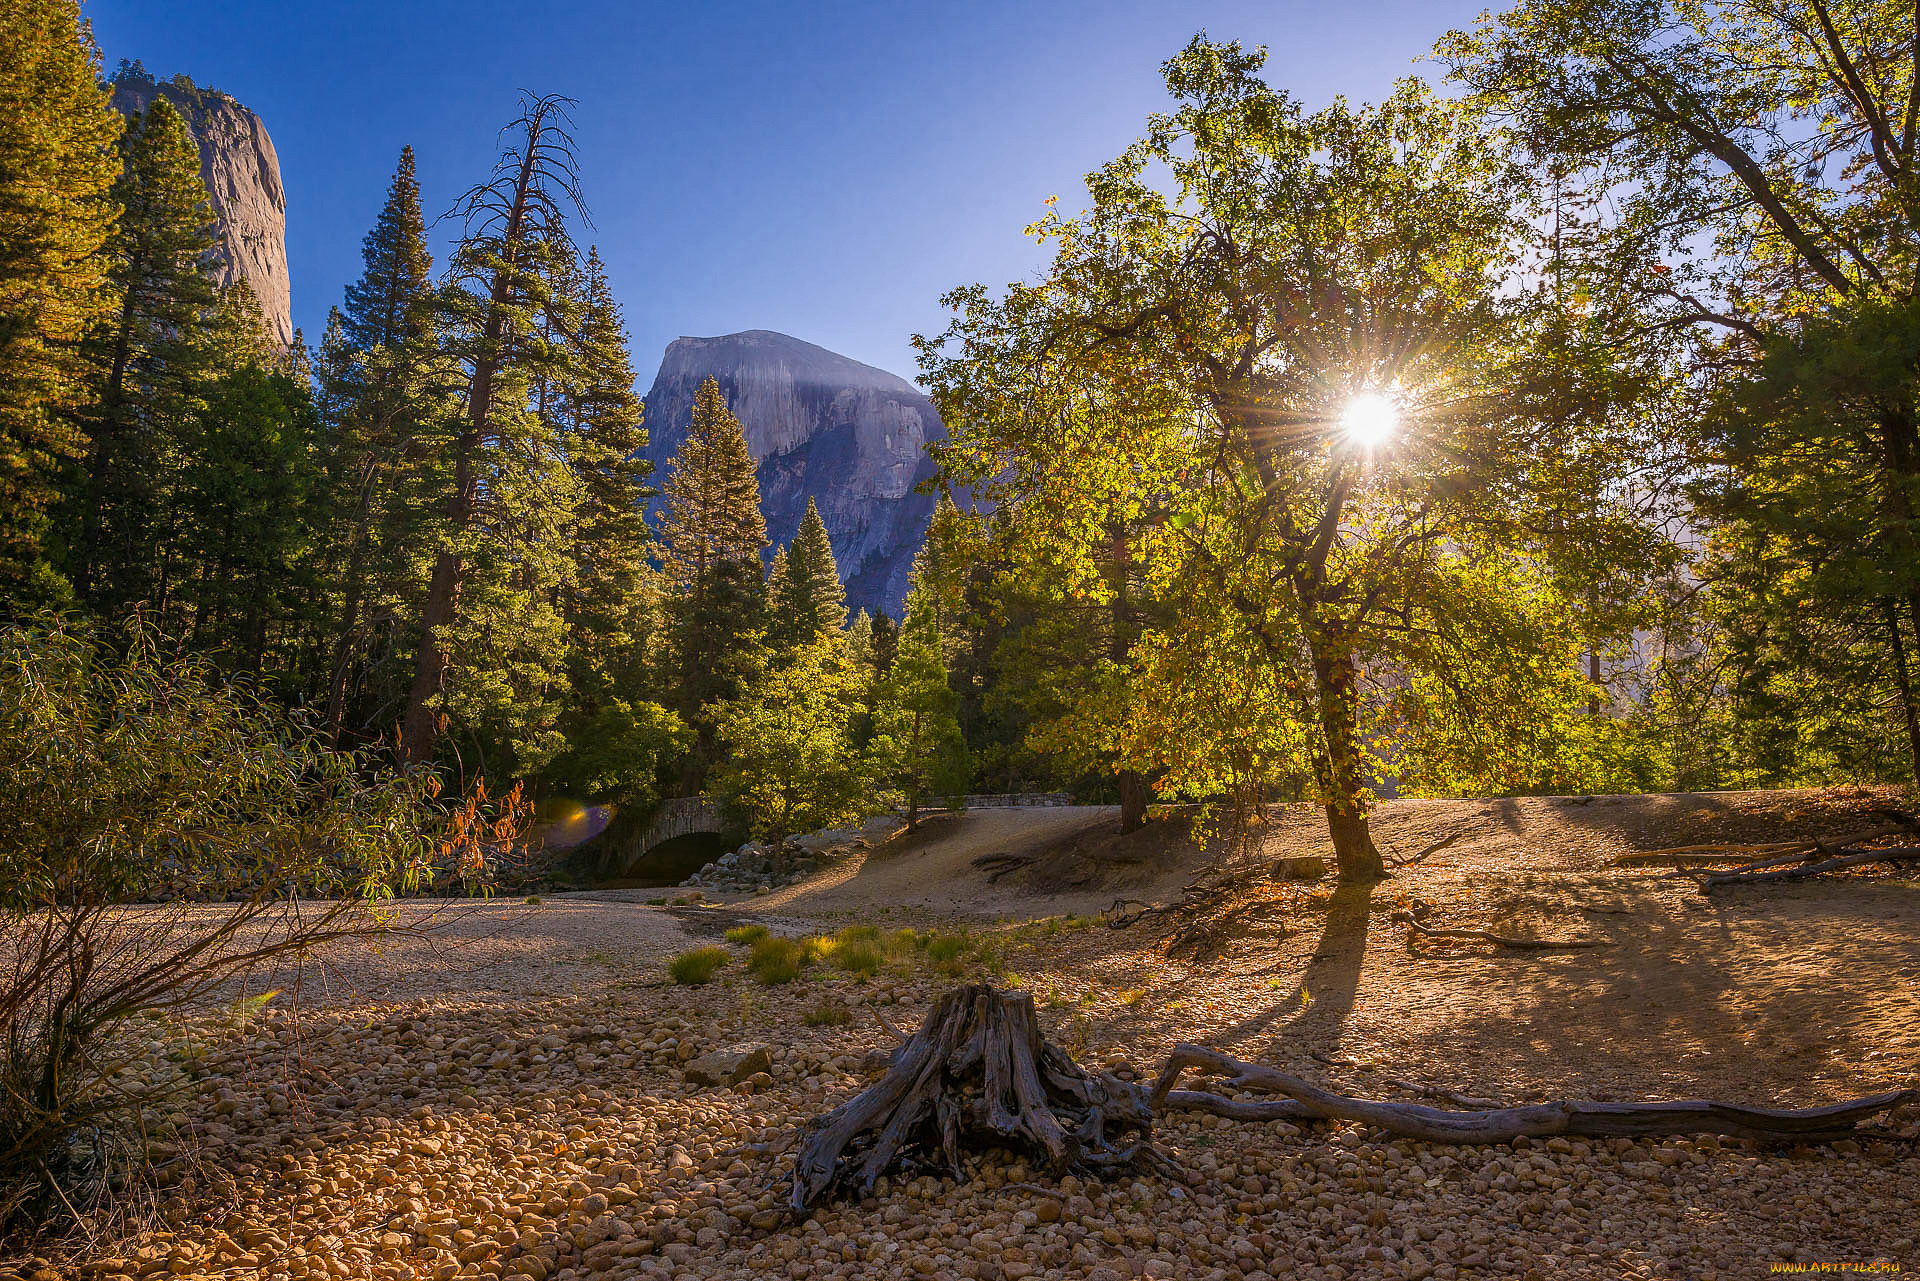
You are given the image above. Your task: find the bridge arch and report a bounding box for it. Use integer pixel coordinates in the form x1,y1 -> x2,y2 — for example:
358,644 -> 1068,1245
602,797 -> 730,881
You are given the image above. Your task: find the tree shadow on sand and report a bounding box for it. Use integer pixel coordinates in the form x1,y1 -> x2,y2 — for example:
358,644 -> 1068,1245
1210,880 -> 1377,1053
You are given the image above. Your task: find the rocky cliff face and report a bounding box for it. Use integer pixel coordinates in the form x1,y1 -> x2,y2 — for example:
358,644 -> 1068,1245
108,69 -> 292,346
642,331 -> 943,616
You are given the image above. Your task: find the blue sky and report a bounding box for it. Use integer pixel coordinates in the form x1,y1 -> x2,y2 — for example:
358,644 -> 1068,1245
85,0 -> 1488,385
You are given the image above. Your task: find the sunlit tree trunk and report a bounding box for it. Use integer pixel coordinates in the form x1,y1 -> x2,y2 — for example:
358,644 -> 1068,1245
1311,641 -> 1385,883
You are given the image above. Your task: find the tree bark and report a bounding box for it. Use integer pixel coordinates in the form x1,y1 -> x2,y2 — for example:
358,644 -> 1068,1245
1151,1042 -> 1914,1144
1883,597 -> 1920,785
1118,769 -> 1149,834
1311,645 -> 1385,882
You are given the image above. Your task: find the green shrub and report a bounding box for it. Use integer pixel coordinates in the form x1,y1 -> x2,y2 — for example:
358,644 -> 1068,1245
724,923 -> 769,945
924,933 -> 970,964
0,618 -> 481,1242
835,924 -> 882,946
804,1000 -> 852,1027
833,942 -> 885,978
668,946 -> 730,985
749,936 -> 809,984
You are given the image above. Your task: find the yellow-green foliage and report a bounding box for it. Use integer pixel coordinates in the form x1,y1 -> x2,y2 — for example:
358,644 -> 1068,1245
833,942 -> 885,977
724,923 -> 768,945
803,999 -> 852,1027
924,933 -> 970,964
668,946 -> 729,985
749,935 -> 808,984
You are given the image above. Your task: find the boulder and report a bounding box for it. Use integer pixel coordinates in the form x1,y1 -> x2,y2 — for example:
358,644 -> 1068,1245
683,1043 -> 773,1087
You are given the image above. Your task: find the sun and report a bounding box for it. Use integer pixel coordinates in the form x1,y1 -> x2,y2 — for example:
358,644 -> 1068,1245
1340,391 -> 1398,449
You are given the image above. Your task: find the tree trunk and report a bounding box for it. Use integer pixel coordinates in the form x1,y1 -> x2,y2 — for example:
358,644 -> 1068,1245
325,469 -> 378,744
1887,598 -> 1920,785
1109,525 -> 1149,834
1311,644 -> 1385,883
398,135 -> 538,767
1118,769 -> 1149,834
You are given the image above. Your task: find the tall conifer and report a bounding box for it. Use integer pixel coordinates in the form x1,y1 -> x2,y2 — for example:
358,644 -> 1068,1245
658,376 -> 766,749
562,246 -> 652,698
0,0 -> 121,602
400,95 -> 585,768
68,96 -> 219,613
318,147 -> 439,740
782,498 -> 846,639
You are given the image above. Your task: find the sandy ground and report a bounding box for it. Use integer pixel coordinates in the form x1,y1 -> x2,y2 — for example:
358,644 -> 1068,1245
11,787 -> 1919,1281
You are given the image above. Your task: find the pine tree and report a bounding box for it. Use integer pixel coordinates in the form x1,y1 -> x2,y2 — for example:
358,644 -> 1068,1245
0,0 -> 121,603
845,607 -> 876,674
316,146 -> 442,740
401,95 -> 586,768
66,95 -> 219,613
782,498 -> 846,640
559,247 -> 660,743
870,611 -> 899,674
172,288 -> 324,671
658,376 -> 767,749
765,543 -> 796,648
867,597 -> 969,829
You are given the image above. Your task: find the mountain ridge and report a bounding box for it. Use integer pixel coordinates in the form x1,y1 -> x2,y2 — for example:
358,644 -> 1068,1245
641,329 -> 943,616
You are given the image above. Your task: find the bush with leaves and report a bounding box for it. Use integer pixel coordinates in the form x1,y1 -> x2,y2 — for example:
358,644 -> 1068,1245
708,633 -> 867,842
0,618 -> 497,1241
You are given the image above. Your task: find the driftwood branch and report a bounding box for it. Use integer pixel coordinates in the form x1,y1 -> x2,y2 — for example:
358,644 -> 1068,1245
784,985 -> 1913,1210
1150,1044 -> 1915,1144
1704,846 -> 1920,889
1391,832 -> 1461,869
1391,902 -> 1607,950
1616,823 -> 1914,869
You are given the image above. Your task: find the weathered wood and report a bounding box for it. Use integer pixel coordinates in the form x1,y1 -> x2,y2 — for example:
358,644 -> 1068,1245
1704,845 -> 1920,889
1391,832 -> 1462,868
788,985 -> 1913,1210
788,985 -> 1159,1210
1151,1044 -> 1915,1144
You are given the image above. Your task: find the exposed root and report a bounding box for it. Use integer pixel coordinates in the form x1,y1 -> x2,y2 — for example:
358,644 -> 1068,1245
787,985 -> 1915,1207
872,1006 -> 910,1043
970,853 -> 1035,883
1163,899 -> 1288,964
1150,1043 -> 1916,1144
1391,901 -> 1607,951
788,985 -> 1164,1211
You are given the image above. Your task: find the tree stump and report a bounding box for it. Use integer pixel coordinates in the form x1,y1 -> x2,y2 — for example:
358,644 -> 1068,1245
787,984 -> 1162,1210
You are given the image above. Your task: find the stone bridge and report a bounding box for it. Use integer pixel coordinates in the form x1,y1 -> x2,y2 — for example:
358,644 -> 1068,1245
602,796 -> 729,879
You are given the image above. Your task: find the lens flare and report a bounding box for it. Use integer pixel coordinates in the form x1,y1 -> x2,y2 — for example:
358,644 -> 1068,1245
1340,392 -> 1398,449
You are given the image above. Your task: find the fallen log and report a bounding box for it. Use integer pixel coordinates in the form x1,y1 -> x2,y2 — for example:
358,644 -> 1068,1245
1150,1044 -> 1916,1144
1391,902 -> 1606,950
784,985 -> 1915,1209
1704,846 -> 1920,889
1618,823 -> 1914,870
